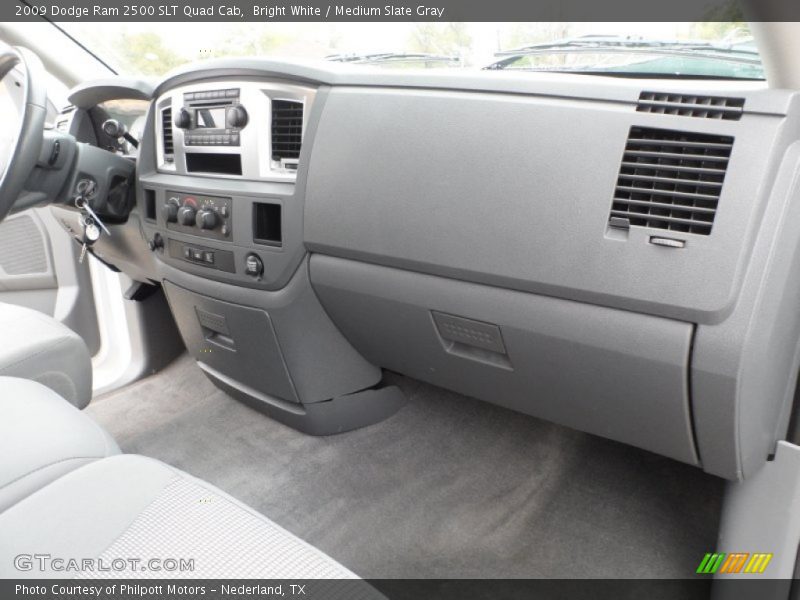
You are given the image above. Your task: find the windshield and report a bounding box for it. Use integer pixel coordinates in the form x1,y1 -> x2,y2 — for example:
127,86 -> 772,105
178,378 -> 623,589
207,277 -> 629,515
45,22 -> 762,80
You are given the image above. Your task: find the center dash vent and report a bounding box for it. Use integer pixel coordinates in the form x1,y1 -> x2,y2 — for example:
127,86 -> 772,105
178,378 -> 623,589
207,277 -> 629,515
271,99 -> 303,163
608,127 -> 734,236
161,106 -> 174,161
637,92 -> 744,120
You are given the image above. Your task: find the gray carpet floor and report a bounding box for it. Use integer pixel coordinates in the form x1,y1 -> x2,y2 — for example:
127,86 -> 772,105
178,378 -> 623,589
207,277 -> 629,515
88,353 -> 724,578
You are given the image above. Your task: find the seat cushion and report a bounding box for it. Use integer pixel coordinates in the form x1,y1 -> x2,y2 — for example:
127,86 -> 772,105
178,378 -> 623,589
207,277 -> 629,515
0,302 -> 92,408
0,454 -> 375,587
0,377 -> 119,512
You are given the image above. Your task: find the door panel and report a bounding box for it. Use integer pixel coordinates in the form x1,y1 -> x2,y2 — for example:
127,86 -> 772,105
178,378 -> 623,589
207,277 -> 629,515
0,210 -> 57,312
0,208 -> 101,355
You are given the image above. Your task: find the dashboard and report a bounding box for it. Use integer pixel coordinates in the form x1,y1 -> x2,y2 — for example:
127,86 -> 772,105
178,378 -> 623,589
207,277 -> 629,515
46,59 -> 800,482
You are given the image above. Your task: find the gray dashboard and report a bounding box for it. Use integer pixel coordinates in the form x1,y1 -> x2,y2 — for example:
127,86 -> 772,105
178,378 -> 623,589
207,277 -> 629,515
62,58 -> 800,481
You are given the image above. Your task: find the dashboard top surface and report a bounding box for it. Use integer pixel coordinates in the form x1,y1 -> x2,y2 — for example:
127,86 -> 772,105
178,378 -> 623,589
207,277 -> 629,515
151,58 -> 795,116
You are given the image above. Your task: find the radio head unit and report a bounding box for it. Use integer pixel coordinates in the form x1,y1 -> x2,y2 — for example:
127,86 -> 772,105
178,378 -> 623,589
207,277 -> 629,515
174,88 -> 248,147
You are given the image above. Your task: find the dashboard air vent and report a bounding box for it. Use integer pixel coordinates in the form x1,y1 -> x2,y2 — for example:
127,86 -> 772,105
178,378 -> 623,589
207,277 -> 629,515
608,127 -> 733,236
161,106 -> 174,161
271,99 -> 303,162
637,92 -> 744,120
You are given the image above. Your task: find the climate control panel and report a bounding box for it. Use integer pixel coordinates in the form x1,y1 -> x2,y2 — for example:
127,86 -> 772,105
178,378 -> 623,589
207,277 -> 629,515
163,191 -> 232,241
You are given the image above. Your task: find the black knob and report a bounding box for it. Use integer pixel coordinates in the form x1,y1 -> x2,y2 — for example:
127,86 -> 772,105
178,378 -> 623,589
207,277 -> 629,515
174,108 -> 191,129
163,197 -> 180,223
149,233 -> 164,252
102,119 -> 126,138
244,253 -> 263,277
226,105 -> 248,129
177,205 -> 196,226
196,209 -> 218,230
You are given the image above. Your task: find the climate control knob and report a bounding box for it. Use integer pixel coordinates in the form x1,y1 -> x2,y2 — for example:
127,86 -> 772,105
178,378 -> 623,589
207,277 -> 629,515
163,197 -> 180,223
196,209 -> 218,230
177,205 -> 197,226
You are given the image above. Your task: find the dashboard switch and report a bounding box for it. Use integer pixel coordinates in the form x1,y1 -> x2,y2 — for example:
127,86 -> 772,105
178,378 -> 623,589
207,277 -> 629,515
244,253 -> 263,277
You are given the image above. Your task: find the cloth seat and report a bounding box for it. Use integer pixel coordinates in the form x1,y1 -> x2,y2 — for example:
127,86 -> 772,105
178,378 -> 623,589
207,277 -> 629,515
0,377 -> 118,512
0,302 -> 92,408
0,454 -> 373,586
0,377 -> 378,594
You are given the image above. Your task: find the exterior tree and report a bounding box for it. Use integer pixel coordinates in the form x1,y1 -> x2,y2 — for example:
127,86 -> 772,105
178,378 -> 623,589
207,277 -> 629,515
118,32 -> 183,76
409,23 -> 473,63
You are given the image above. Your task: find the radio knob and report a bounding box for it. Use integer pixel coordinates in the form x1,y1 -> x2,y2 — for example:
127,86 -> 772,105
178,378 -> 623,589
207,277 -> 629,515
174,107 -> 191,129
177,205 -> 197,226
196,209 -> 218,230
226,105 -> 248,128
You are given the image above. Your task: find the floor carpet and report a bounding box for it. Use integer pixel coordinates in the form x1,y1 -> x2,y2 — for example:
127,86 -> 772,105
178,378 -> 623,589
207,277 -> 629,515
88,353 -> 724,579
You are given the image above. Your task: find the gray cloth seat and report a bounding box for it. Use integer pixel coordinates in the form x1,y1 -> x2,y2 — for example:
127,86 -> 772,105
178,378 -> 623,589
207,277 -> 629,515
0,455 -> 369,582
0,302 -> 92,408
0,378 -> 375,590
0,377 -> 118,512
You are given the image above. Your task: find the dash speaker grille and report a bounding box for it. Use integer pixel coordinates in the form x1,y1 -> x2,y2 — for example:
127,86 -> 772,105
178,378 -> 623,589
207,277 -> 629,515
0,215 -> 48,275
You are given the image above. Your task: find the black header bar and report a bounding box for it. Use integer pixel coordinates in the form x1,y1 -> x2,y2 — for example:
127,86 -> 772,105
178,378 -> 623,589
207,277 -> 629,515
6,0 -> 800,22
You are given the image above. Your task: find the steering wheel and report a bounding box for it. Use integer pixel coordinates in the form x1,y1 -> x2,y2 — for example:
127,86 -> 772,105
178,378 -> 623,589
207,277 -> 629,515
0,46 -> 47,223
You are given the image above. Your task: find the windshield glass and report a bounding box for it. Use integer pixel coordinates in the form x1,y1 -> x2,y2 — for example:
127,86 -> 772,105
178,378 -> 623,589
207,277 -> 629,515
49,21 -> 762,80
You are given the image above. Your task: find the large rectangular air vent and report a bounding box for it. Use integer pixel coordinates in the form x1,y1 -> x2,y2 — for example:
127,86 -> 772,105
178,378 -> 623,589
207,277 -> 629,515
271,99 -> 303,163
608,127 -> 733,236
161,106 -> 174,161
637,92 -> 744,121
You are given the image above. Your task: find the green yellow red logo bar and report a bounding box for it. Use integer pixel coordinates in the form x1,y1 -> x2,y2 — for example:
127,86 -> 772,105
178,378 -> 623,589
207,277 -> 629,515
696,552 -> 773,574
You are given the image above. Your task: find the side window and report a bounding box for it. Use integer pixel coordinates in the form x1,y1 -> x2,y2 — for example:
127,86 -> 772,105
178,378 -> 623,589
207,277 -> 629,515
44,71 -> 68,119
